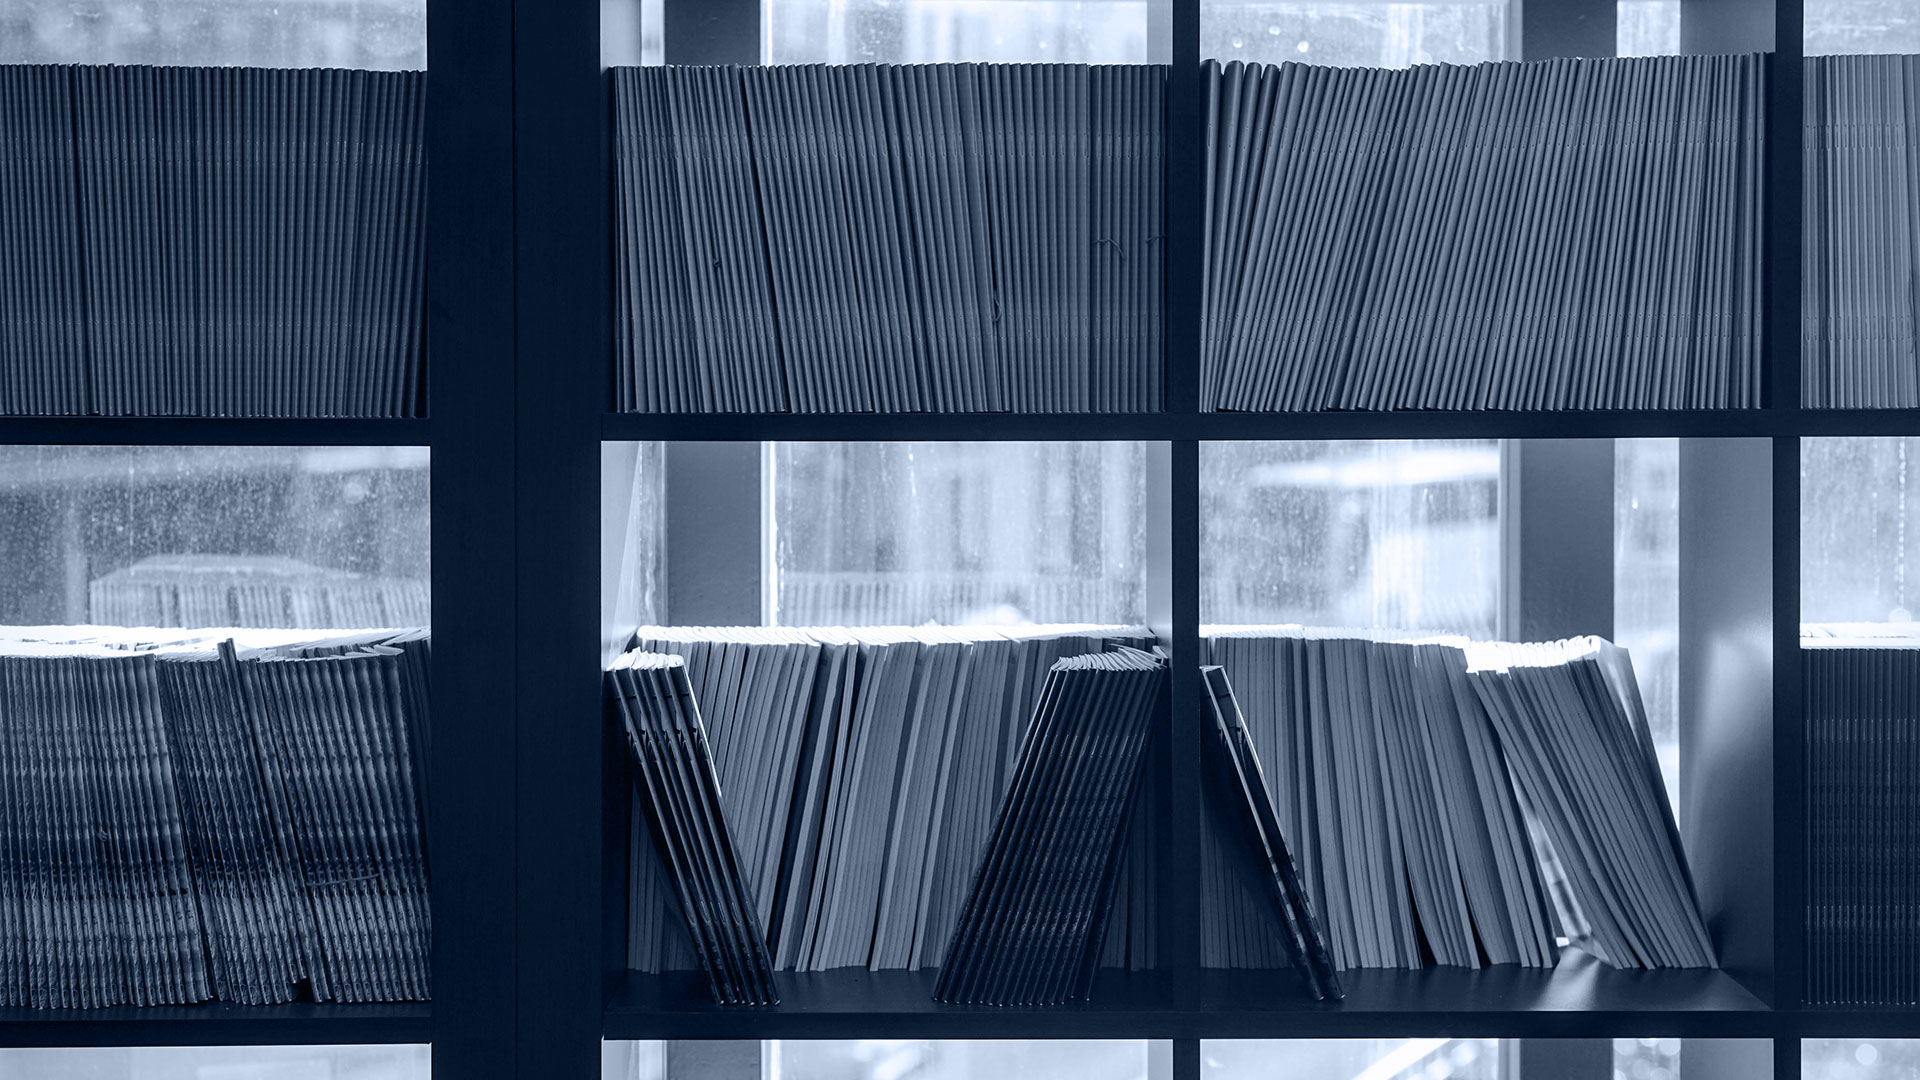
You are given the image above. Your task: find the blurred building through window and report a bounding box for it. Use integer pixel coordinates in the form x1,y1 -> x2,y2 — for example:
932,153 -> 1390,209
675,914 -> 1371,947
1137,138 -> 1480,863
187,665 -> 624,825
0,1044 -> 429,1079
769,442 -> 1146,627
1203,1038 -> 1501,1079
1804,1038 -> 1920,1079
1802,438 -> 1920,625
765,0 -> 1148,63
0,0 -> 425,67
1203,2 -> 1509,67
1806,1 -> 1920,54
1617,0 -> 1678,56
1616,438 -> 1680,818
1202,440 -> 1500,637
0,446 -> 430,629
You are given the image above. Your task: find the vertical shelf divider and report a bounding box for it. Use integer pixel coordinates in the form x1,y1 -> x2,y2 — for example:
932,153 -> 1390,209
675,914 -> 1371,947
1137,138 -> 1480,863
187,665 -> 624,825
515,0 -> 610,1075
428,0 -> 519,1073
1161,0 -> 1205,1001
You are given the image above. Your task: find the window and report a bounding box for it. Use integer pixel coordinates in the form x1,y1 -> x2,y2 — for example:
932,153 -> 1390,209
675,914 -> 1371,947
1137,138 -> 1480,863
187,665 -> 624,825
1806,0 -> 1920,55
764,0 -> 1149,64
1203,1039 -> 1501,1080
1202,440 -> 1501,637
0,0 -> 426,68
605,1040 -> 1156,1080
1804,1039 -> 1920,1078
1802,438 -> 1920,625
0,445 -> 430,629
1616,438 -> 1680,816
1202,2 -> 1511,67
1614,1038 -> 1684,1080
0,1045 -> 429,1078
1617,0 -> 1679,56
770,442 -> 1146,627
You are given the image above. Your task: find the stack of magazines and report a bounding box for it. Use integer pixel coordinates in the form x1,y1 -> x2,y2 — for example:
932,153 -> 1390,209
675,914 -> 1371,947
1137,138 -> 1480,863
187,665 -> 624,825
1201,627 -> 1714,972
621,624 -> 1155,975
1200,54 -> 1765,411
612,64 -> 1165,414
1804,54 -> 1920,408
933,649 -> 1167,1006
0,65 -> 427,417
0,626 -> 431,1007
1803,622 -> 1920,1003
609,650 -> 777,1006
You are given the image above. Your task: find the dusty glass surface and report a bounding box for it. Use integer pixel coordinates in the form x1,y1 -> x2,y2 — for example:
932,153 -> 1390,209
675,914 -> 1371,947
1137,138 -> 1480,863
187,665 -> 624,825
0,445 -> 429,629
1807,1 -> 1920,54
1616,438 -> 1680,817
0,0 -> 425,67
1201,440 -> 1500,637
771,442 -> 1146,627
1805,1039 -> 1920,1079
1617,0 -> 1678,56
1615,1037 -> 1684,1080
1203,1039 -> 1501,1080
1202,2 -> 1508,67
765,0 -> 1148,64
0,1045 -> 429,1078
1802,438 -> 1920,625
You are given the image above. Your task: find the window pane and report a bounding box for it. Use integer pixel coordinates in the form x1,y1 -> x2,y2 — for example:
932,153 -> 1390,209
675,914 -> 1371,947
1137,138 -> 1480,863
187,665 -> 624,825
1617,0 -> 1679,56
764,0 -> 1149,64
1805,1039 -> 1920,1078
1807,0 -> 1920,55
0,445 -> 430,629
1203,1039 -> 1501,1080
0,1045 -> 429,1078
1802,437 -> 1920,625
776,1041 -> 1152,1080
1202,440 -> 1499,637
1202,2 -> 1510,68
1616,438 -> 1680,817
1615,1037 -> 1685,1080
771,442 -> 1145,627
0,0 -> 426,68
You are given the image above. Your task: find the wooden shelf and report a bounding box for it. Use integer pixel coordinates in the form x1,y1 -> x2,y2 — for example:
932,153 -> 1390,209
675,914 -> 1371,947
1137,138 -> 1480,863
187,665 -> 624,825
603,952 -> 1774,1040
0,1002 -> 430,1047
606,408 -> 1920,443
0,417 -> 431,447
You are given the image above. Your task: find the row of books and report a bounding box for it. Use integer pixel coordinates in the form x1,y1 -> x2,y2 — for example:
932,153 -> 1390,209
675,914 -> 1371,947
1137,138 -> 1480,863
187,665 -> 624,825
1804,54 -> 1920,408
1804,623 -> 1920,1004
0,65 -> 426,418
1201,54 -> 1766,412
89,556 -> 431,630
620,624 -> 1156,976
612,64 -> 1165,414
0,626 -> 430,1008
1201,629 -> 1714,972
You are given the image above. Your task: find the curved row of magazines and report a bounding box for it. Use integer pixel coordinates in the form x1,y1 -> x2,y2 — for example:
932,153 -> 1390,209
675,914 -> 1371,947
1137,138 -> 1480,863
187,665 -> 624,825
612,623 -> 1715,1007
0,627 -> 431,1008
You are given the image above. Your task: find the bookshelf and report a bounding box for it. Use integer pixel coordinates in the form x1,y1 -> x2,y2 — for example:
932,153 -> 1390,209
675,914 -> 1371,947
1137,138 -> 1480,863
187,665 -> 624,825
1,0 -> 1910,1076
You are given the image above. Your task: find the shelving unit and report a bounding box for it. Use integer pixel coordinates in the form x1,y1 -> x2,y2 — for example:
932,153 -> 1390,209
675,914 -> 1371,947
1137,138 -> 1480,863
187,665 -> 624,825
2,0 -> 1911,1075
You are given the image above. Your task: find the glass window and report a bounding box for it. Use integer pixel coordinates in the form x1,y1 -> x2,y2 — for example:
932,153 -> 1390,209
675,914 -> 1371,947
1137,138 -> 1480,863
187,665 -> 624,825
0,1045 -> 429,1078
770,442 -> 1146,627
1616,438 -> 1680,817
0,445 -> 430,629
1617,0 -> 1679,56
1202,2 -> 1510,68
1202,440 -> 1500,637
764,0 -> 1149,64
1203,1039 -> 1501,1080
1802,437 -> 1920,626
1807,1 -> 1920,55
1805,1039 -> 1920,1079
605,1041 -> 1155,1080
1615,1037 -> 1684,1080
0,0 -> 425,68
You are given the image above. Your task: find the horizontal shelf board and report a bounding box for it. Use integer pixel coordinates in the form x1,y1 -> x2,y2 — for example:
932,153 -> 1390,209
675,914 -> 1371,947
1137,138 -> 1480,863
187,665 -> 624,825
603,409 -> 1883,442
0,417 -> 431,447
604,953 -> 1773,1039
0,1002 -> 430,1047
603,413 -> 1181,442
1793,1009 -> 1920,1038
